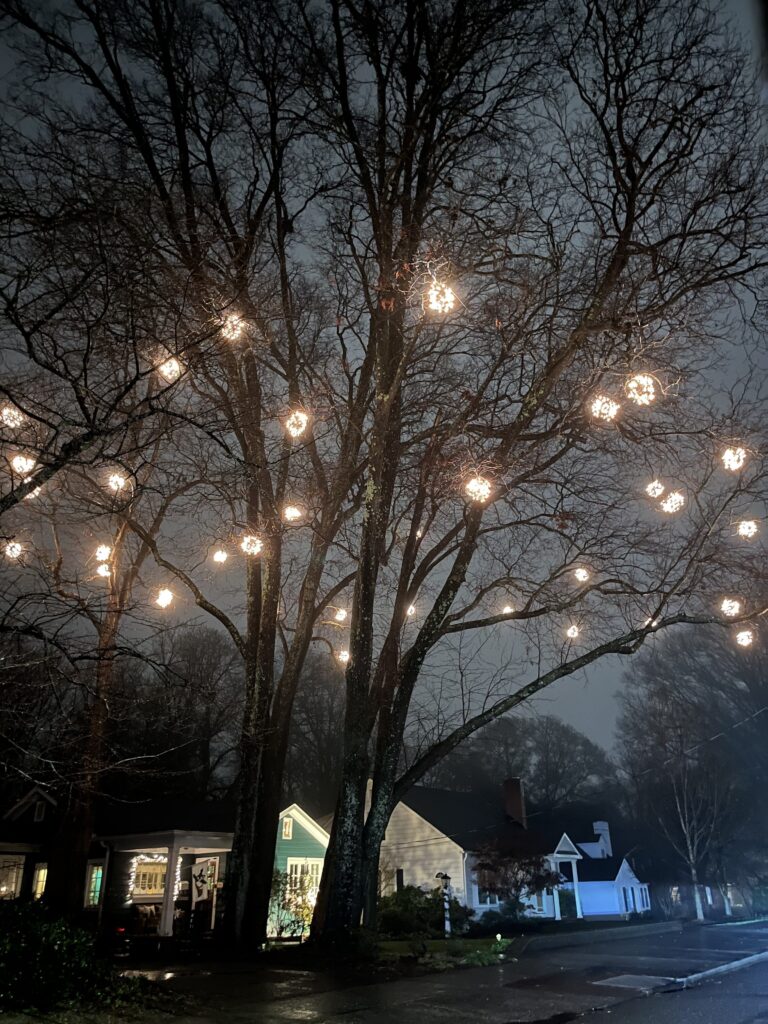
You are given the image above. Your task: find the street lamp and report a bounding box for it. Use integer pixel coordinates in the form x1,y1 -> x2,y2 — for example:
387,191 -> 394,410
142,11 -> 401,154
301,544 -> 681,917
435,872 -> 452,938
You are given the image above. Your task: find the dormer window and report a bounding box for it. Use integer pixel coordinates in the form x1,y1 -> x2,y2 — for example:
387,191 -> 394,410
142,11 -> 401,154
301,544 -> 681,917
282,817 -> 293,840
33,800 -> 46,823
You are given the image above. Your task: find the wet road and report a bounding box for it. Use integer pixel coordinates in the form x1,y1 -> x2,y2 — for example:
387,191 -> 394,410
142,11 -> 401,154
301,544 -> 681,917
163,921 -> 768,1024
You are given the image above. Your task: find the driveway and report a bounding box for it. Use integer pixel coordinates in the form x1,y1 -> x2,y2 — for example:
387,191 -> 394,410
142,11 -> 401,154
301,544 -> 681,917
163,920 -> 768,1024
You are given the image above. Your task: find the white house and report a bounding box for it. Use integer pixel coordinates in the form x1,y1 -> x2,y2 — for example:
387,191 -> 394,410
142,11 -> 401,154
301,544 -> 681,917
379,780 -> 650,921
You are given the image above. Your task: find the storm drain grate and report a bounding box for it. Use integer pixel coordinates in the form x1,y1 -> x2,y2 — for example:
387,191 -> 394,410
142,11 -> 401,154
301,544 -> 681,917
593,973 -> 673,991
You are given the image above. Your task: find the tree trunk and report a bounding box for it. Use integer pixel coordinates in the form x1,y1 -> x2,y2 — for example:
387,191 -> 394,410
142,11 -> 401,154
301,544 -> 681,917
690,867 -> 705,921
45,615 -> 117,915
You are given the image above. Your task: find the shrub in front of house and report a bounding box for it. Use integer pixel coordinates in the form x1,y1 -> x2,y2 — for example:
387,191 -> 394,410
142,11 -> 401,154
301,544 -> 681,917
0,902 -> 140,1011
378,885 -> 473,938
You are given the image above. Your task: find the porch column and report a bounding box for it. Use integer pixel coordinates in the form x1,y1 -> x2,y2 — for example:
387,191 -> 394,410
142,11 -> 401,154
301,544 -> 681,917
572,859 -> 583,919
552,861 -> 561,921
158,839 -> 182,938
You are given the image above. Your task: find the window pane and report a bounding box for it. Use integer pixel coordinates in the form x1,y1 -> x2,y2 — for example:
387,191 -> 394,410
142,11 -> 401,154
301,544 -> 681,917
33,864 -> 48,900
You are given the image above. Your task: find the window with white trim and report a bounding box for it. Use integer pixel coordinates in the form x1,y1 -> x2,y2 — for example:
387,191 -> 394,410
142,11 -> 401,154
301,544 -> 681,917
33,800 -> 46,823
135,863 -> 166,896
0,858 -> 23,900
85,863 -> 104,907
477,886 -> 499,906
286,858 -> 323,894
282,817 -> 293,840
32,863 -> 47,900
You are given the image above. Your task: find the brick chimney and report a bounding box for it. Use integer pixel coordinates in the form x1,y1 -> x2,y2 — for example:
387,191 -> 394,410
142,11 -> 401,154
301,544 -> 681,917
502,778 -> 527,828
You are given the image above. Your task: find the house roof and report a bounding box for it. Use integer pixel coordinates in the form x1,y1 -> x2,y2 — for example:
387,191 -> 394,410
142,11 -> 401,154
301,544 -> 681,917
575,856 -> 625,882
399,786 -> 572,857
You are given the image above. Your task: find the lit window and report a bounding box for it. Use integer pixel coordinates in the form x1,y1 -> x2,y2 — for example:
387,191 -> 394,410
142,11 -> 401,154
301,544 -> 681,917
282,817 -> 293,841
477,887 -> 499,906
85,863 -> 104,907
134,864 -> 166,896
0,858 -> 24,899
32,863 -> 47,900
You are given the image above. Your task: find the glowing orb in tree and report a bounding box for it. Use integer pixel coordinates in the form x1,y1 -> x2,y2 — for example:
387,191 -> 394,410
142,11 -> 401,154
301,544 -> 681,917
502,605 -> 514,615
334,608 -> 348,623
426,282 -> 456,314
156,588 -> 173,608
721,598 -> 741,617
11,454 -> 35,475
336,649 -> 350,664
108,473 -> 127,492
158,357 -> 182,382
96,563 -> 111,578
574,568 -> 590,582
23,478 -> 41,499
465,476 -> 492,503
722,447 -> 746,471
285,410 -> 309,438
1,406 -> 24,429
221,314 -> 244,340
566,624 -> 580,639
406,604 -> 416,617
241,535 -> 263,556
4,542 -> 22,559
283,505 -> 303,522
212,549 -> 228,563
646,480 -> 665,498
625,374 -> 656,406
590,396 -> 620,421
95,545 -> 111,562
660,491 -> 685,514
737,520 -> 758,539
736,629 -> 754,647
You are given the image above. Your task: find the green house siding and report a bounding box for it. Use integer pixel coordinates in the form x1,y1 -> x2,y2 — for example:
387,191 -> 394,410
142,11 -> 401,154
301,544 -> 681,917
274,812 -> 327,871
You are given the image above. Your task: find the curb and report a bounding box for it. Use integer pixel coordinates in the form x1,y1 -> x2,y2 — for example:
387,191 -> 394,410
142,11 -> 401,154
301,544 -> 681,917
525,920 -> 682,952
675,948 -> 768,988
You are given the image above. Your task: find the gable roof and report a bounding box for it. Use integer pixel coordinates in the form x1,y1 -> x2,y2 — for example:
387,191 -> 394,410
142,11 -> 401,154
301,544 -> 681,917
279,803 -> 330,847
398,786 -> 580,857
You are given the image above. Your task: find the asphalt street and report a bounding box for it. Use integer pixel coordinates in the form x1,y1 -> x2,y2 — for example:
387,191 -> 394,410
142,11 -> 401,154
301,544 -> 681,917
160,920 -> 768,1024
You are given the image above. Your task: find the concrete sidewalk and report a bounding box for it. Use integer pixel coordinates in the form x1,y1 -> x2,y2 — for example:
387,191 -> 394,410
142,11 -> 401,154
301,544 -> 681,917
159,920 -> 768,1024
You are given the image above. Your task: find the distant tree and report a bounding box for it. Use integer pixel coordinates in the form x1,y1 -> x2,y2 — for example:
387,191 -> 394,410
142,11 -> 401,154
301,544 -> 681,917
423,715 -> 615,810
616,635 -> 761,919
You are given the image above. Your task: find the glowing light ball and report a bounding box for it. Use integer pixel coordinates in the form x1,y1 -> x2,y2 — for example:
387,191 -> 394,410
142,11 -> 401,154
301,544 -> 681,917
23,478 -> 41,499
721,598 -> 741,617
96,563 -> 111,578
213,549 -> 228,563
285,410 -> 309,438
502,605 -> 514,615
156,588 -> 173,608
108,473 -> 127,492
334,608 -> 348,623
11,454 -> 35,475
465,476 -> 491,503
660,491 -> 685,514
644,617 -> 659,628
415,528 -> 423,538
590,396 -> 620,421
283,505 -> 303,522
625,374 -> 656,406
4,542 -> 22,559
646,480 -> 665,498
574,568 -> 590,582
722,447 -> 746,471
736,629 -> 754,647
406,604 -> 416,617
737,520 -> 758,539
221,314 -> 244,340
95,545 -> 111,562
1,406 -> 24,429
337,650 -> 350,664
426,282 -> 456,314
158,357 -> 182,382
241,535 -> 263,556
566,625 -> 580,639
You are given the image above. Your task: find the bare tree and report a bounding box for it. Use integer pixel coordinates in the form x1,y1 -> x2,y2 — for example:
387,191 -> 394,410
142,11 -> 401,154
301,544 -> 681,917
1,0 -> 765,949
